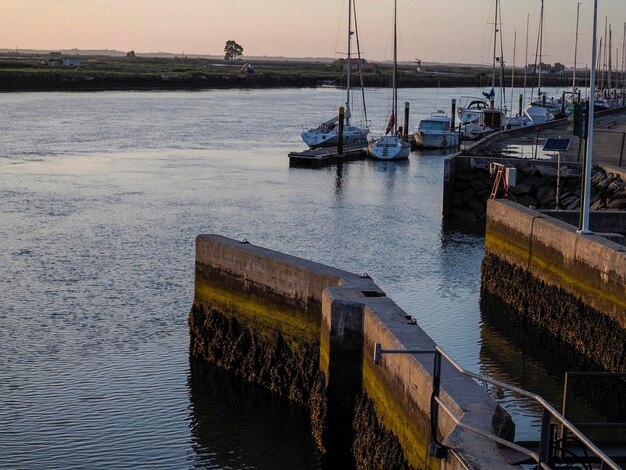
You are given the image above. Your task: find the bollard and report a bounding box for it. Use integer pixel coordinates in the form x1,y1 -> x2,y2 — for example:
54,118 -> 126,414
338,106 -> 344,155
403,102 -> 410,140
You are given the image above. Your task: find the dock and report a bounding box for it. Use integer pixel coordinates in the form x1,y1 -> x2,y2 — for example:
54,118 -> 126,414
288,142 -> 368,168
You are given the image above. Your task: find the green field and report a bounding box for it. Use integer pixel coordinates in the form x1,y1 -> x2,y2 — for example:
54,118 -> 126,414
0,54 -> 573,91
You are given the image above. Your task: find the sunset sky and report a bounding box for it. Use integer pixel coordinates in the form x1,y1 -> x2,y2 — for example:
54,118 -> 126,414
3,0 -> 626,67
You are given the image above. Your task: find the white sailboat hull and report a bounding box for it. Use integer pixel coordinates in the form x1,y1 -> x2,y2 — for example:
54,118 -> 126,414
368,136 -> 411,160
301,125 -> 369,149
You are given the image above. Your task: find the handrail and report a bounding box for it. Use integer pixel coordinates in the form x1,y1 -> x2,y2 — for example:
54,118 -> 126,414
433,396 -> 551,470
373,342 -> 622,470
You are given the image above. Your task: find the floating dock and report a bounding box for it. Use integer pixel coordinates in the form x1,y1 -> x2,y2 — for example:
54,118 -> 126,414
288,142 -> 369,168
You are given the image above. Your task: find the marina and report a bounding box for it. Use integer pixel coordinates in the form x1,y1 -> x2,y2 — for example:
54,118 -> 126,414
1,0 -> 626,467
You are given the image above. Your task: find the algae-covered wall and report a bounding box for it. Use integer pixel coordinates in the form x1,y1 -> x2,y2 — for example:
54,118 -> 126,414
190,235 -> 515,469
482,200 -> 626,372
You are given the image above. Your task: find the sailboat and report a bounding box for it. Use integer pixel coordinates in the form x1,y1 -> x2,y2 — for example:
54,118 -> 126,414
525,0 -> 555,123
301,0 -> 369,149
368,0 -> 411,160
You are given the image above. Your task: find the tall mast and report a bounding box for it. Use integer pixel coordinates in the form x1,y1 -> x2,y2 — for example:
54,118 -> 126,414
601,16 -> 607,92
538,0 -> 544,95
524,14 -> 529,105
498,3 -> 506,110
608,24 -> 612,91
492,0 -> 498,90
573,2 -> 580,93
622,22 -> 626,84
346,0 -> 352,125
393,0 -> 398,133
510,30 -> 517,113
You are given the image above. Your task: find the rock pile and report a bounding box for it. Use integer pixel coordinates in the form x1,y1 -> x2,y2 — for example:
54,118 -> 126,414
450,162 -> 626,223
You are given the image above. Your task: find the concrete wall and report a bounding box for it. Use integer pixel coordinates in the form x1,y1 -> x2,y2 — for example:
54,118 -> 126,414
190,234 -> 515,469
483,200 -> 626,372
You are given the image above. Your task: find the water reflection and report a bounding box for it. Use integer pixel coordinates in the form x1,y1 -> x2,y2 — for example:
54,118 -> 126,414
479,291 -> 626,442
188,359 -> 322,470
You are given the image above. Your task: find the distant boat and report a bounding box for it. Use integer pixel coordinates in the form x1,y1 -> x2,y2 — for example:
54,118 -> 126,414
301,0 -> 368,149
368,0 -> 410,160
525,0 -> 555,124
413,111 -> 459,149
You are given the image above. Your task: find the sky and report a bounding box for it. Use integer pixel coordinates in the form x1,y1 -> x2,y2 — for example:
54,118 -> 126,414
2,0 -> 626,67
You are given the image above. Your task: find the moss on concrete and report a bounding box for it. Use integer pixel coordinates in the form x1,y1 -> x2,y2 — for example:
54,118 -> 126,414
360,359 -> 437,470
194,274 -> 320,347
481,252 -> 626,373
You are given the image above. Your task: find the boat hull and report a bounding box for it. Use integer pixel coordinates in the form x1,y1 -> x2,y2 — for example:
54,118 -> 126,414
301,126 -> 369,149
368,136 -> 411,160
414,131 -> 459,149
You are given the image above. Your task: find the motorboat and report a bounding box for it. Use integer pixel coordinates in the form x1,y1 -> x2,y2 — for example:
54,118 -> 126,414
413,111 -> 459,149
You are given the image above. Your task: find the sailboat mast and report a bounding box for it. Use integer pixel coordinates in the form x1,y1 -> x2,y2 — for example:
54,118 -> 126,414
538,0 -> 544,95
622,22 -> 626,85
511,30 -> 517,113
524,14 -> 529,105
573,2 -> 580,93
346,0 -> 352,125
609,24 -> 613,91
492,0 -> 498,90
393,0 -> 398,133
498,4 -> 506,110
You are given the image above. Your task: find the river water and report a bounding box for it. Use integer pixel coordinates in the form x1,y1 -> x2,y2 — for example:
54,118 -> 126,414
0,86 -> 584,469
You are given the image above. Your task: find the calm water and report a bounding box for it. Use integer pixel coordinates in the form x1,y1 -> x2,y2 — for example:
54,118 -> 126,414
0,87 -> 581,468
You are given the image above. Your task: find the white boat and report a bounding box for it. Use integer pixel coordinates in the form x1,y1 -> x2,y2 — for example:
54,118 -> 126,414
413,111 -> 459,149
525,103 -> 553,123
369,0 -> 410,161
457,96 -> 488,124
525,0 -> 555,123
301,0 -> 368,149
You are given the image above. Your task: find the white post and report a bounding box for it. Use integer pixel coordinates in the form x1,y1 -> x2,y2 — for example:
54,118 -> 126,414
579,0 -> 598,235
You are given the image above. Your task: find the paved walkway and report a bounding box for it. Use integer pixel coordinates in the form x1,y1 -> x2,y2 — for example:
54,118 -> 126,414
487,109 -> 626,166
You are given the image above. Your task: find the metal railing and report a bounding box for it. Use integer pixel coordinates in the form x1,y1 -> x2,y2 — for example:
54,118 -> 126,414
373,342 -> 622,470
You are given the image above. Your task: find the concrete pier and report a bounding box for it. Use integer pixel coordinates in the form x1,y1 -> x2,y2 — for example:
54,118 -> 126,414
189,235 -> 515,469
482,199 -> 626,373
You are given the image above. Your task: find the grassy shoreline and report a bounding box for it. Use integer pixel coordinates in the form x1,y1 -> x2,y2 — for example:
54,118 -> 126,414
0,55 -> 574,92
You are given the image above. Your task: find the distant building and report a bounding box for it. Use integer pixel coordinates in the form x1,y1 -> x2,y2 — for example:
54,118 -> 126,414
62,58 -> 80,67
333,58 -> 367,70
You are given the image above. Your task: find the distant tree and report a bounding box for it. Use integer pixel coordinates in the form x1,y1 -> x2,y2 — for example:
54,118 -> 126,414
552,62 -> 566,74
224,40 -> 243,62
126,50 -> 136,58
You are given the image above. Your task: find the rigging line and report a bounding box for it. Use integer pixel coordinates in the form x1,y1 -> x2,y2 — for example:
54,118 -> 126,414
333,0 -> 347,62
530,1 -> 542,102
352,0 -> 368,128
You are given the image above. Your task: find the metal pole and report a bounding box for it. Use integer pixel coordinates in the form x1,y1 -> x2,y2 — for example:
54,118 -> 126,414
429,350 -> 442,458
556,151 -> 561,209
559,372 -> 571,460
538,408 -> 553,465
580,0 -> 598,235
